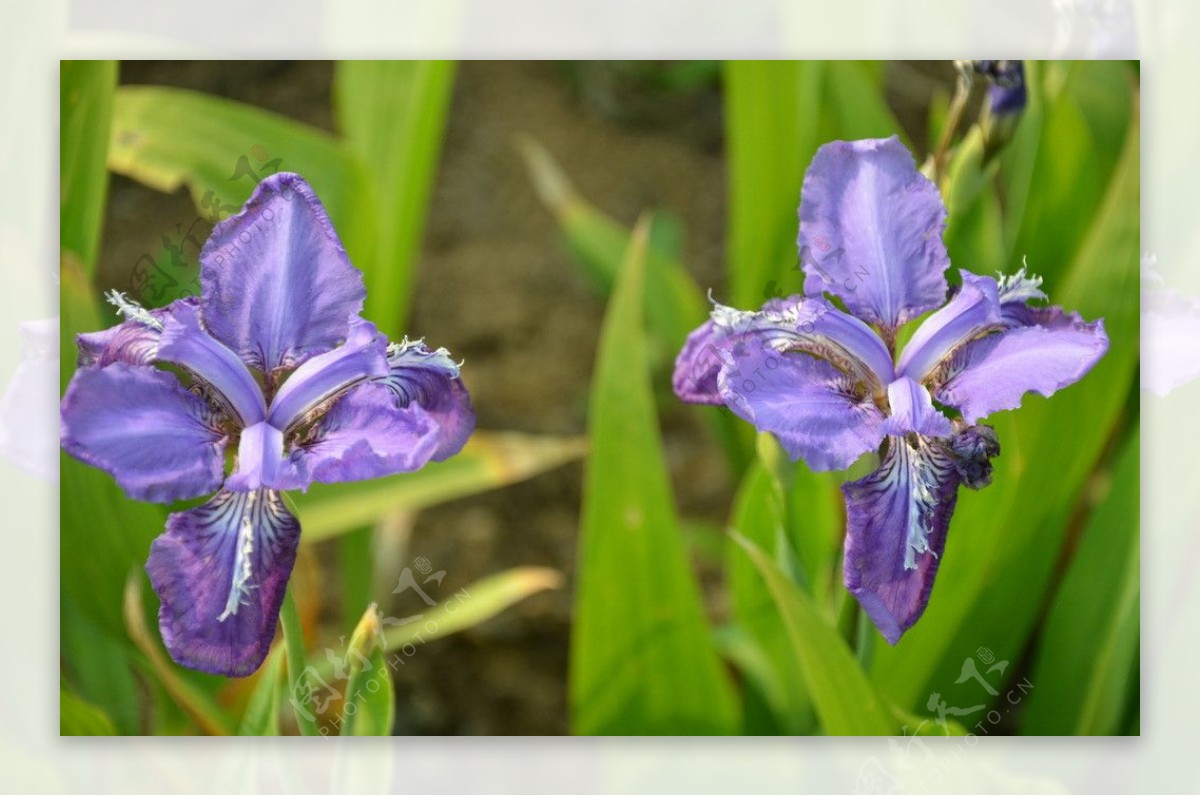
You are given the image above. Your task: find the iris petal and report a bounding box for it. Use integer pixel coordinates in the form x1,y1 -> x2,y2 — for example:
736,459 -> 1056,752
146,488 -> 300,677
266,318 -> 388,432
295,382 -> 442,484
843,436 -> 960,644
717,342 -> 886,471
157,302 -> 266,426
375,338 -> 474,461
198,173 -> 367,373
77,297 -> 198,368
798,136 -> 950,331
60,363 -> 227,503
882,377 -> 952,438
896,271 -> 1003,382
934,310 -> 1109,423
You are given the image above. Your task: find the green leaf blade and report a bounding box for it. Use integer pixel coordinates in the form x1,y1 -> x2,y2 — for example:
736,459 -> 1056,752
570,216 -> 738,735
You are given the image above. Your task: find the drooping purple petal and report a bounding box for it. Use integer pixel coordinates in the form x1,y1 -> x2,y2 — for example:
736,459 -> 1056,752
673,294 -> 895,409
294,381 -> 442,484
896,271 -> 1003,382
60,363 -> 227,502
933,309 -> 1109,423
881,377 -> 952,438
157,302 -> 266,427
266,318 -> 388,432
198,173 -> 366,373
147,488 -> 299,677
717,343 -> 886,471
672,319 -> 733,405
843,436 -> 960,644
798,137 -> 950,331
374,338 -> 474,461
77,297 -> 198,368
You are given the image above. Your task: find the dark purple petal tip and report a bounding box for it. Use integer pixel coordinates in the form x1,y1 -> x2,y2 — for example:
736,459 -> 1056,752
843,437 -> 961,644
147,489 -> 300,677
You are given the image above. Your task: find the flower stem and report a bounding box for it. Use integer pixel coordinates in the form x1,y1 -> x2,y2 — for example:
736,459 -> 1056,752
280,588 -> 319,736
932,62 -> 975,184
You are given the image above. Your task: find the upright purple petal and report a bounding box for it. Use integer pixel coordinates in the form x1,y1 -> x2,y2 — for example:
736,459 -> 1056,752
199,173 -> 366,373
60,363 -> 227,502
266,319 -> 388,432
673,294 -> 895,409
896,272 -> 1003,382
717,343 -> 886,471
934,309 -> 1109,423
843,437 -> 960,644
157,302 -> 266,427
146,489 -> 300,677
798,137 -> 949,331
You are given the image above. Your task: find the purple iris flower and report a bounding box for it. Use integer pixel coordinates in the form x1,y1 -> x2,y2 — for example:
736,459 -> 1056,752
61,174 -> 474,676
974,60 -> 1027,116
674,137 -> 1107,643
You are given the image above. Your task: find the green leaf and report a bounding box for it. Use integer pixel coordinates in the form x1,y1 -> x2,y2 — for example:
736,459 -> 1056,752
339,606 -> 396,736
123,575 -> 233,736
723,60 -> 823,309
519,136 -> 752,470
236,646 -> 285,736
570,216 -> 738,735
291,432 -> 587,544
333,60 -> 456,334
732,533 -> 896,735
107,85 -> 373,273
517,136 -> 708,354
61,60 -> 116,273
822,61 -> 908,144
1022,430 -> 1139,735
726,458 -> 814,733
60,687 -> 118,736
1001,61 -> 1133,285
311,566 -> 563,682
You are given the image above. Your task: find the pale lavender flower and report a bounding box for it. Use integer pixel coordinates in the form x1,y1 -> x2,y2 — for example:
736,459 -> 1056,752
674,137 -> 1107,643
61,174 -> 474,675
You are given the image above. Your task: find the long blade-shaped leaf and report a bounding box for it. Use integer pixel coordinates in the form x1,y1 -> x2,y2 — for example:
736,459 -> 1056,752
732,533 -> 896,735
518,136 -> 708,354
291,432 -> 586,544
723,61 -> 823,310
570,216 -> 738,735
1022,430 -> 1139,735
333,60 -> 456,335
236,646 -> 285,736
107,85 -> 373,272
61,60 -> 116,275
